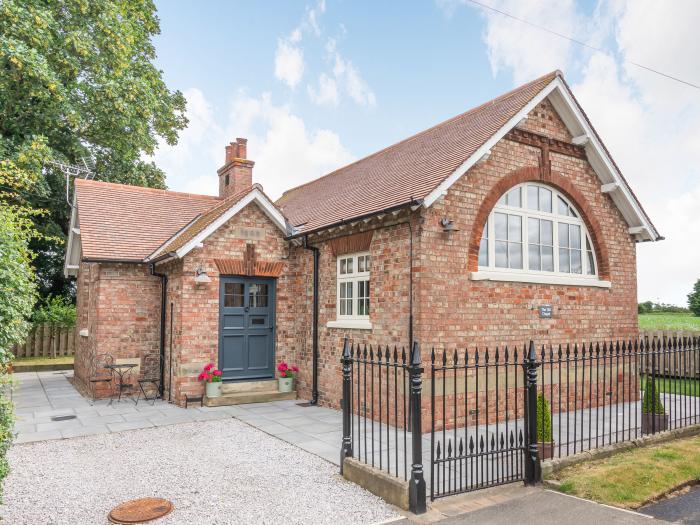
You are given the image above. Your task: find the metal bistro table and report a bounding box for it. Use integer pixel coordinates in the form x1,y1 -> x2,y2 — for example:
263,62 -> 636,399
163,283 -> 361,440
105,363 -> 138,404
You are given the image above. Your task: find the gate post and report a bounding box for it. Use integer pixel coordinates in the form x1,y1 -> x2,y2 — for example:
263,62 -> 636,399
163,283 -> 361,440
408,341 -> 427,514
340,337 -> 353,473
524,340 -> 542,485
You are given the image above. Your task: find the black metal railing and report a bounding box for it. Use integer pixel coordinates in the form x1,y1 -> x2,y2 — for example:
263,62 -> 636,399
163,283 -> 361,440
341,336 -> 700,505
340,338 -> 426,514
430,345 -> 528,498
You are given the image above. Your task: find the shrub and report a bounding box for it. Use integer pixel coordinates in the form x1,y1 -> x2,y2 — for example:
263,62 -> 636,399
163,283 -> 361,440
689,279 -> 700,317
643,376 -> 665,415
31,296 -> 76,328
0,378 -> 12,502
536,394 -> 553,442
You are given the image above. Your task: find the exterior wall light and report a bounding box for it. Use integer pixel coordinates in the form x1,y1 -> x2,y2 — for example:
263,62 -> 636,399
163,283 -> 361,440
194,267 -> 212,284
440,218 -> 458,232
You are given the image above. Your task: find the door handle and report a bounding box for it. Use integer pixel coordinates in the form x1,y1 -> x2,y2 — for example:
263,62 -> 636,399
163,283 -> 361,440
244,306 -> 249,312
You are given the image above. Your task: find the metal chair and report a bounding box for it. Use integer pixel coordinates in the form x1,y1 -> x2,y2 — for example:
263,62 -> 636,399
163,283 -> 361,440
136,353 -> 163,405
88,353 -> 114,405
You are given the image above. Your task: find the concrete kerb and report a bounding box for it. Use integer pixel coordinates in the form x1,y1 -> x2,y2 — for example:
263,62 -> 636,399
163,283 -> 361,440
541,423 -> 700,478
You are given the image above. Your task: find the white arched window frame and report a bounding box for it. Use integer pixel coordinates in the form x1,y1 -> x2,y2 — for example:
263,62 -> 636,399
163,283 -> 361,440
473,182 -> 611,288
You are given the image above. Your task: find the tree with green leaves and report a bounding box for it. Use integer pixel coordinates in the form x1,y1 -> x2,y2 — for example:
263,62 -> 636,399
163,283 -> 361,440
689,279 -> 700,317
0,0 -> 187,299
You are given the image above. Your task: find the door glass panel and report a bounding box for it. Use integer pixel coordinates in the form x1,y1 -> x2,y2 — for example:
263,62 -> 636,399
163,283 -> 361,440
248,283 -> 268,308
224,283 -> 244,307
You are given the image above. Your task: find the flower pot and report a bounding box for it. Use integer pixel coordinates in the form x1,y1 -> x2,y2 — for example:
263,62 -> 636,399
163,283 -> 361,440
278,377 -> 294,393
537,441 -> 555,460
641,413 -> 669,434
206,381 -> 222,398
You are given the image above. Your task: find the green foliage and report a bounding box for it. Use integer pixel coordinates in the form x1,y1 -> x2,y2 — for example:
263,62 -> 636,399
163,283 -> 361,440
31,296 -> 76,328
0,0 -> 187,299
688,279 -> 700,317
0,207 -> 38,365
0,376 -> 13,503
642,377 -> 665,415
536,394 -> 553,442
638,301 -> 689,314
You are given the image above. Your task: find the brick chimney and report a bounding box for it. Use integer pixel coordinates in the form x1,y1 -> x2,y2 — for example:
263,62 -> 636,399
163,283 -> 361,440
217,138 -> 254,199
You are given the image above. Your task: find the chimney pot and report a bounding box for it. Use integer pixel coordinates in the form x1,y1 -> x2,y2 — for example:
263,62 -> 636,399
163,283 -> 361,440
236,138 -> 248,159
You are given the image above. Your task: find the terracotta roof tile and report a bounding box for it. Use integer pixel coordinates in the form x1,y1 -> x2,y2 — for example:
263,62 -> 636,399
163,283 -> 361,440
149,184 -> 262,259
277,71 -> 560,233
75,179 -> 219,261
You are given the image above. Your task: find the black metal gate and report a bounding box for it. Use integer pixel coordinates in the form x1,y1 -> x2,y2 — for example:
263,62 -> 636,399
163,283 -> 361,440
430,345 -> 529,498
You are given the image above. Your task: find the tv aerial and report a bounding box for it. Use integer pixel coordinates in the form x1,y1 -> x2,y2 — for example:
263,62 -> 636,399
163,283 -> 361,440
44,157 -> 96,208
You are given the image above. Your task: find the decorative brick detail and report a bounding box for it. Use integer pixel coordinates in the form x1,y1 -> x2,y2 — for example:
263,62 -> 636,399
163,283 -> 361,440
245,243 -> 256,275
214,258 -> 285,277
328,231 -> 374,256
466,166 -> 611,280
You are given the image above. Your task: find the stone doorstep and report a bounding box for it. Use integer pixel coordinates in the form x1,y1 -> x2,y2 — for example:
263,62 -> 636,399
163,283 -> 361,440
204,389 -> 297,407
221,379 -> 278,394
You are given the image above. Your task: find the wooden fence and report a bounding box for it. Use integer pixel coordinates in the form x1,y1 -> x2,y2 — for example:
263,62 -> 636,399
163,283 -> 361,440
11,324 -> 77,359
640,330 -> 700,380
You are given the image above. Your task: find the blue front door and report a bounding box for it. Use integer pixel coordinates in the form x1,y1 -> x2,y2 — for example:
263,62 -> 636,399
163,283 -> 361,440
219,277 -> 275,381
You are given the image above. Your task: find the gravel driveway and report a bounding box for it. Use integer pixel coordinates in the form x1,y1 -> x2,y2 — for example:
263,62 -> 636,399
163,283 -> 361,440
1,417 -> 399,524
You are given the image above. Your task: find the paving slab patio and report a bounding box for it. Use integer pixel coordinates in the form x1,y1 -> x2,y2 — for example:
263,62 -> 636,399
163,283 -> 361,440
10,371 -> 240,443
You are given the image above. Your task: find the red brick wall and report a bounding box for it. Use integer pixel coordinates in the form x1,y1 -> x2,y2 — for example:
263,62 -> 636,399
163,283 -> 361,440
159,200 -> 292,405
74,262 -> 162,397
417,100 -> 638,351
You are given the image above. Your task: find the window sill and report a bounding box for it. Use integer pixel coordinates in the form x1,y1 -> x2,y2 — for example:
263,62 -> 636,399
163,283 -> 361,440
326,319 -> 373,330
470,270 -> 611,288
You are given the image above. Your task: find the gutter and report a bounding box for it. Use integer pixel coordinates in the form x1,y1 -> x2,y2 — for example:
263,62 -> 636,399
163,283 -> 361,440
302,235 -> 320,405
150,264 -> 168,400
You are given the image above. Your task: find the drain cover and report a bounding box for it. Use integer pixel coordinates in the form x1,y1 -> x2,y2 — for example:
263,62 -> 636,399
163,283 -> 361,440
50,415 -> 76,421
108,498 -> 173,524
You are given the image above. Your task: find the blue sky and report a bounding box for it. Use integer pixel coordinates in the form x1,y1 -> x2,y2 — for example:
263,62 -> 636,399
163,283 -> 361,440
150,0 -> 700,306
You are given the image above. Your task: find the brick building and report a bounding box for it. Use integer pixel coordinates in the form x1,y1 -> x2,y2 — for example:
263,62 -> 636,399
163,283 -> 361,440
65,71 -> 660,408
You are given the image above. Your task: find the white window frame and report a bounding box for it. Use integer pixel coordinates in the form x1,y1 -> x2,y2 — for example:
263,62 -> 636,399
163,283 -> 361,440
327,252 -> 373,329
473,183 -> 611,288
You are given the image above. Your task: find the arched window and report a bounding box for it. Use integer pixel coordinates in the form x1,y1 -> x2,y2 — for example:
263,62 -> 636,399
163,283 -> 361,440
476,183 -> 605,286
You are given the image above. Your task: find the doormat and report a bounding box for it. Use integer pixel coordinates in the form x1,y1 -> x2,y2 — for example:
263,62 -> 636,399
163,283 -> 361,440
108,498 -> 173,524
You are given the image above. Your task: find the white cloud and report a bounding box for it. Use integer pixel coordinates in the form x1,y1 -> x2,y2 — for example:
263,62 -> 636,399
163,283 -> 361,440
482,0 -> 577,83
307,73 -> 339,107
308,37 -> 376,108
151,89 -> 354,201
451,0 -> 700,305
228,92 -> 354,199
332,52 -> 376,107
149,88 -> 225,196
274,39 -> 305,89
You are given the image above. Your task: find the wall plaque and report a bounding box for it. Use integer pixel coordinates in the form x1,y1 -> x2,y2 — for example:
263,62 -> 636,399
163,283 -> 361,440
539,305 -> 553,319
232,226 -> 266,240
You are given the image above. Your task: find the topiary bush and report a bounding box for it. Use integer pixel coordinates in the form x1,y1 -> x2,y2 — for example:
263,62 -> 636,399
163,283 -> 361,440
643,376 -> 665,415
536,393 -> 553,442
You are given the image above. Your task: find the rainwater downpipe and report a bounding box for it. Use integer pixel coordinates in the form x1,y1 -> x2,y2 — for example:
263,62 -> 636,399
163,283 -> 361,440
303,236 -> 320,405
150,264 -> 168,399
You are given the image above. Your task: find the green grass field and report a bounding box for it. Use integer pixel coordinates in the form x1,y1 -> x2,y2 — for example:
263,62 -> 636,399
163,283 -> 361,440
639,313 -> 700,331
641,376 -> 700,397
